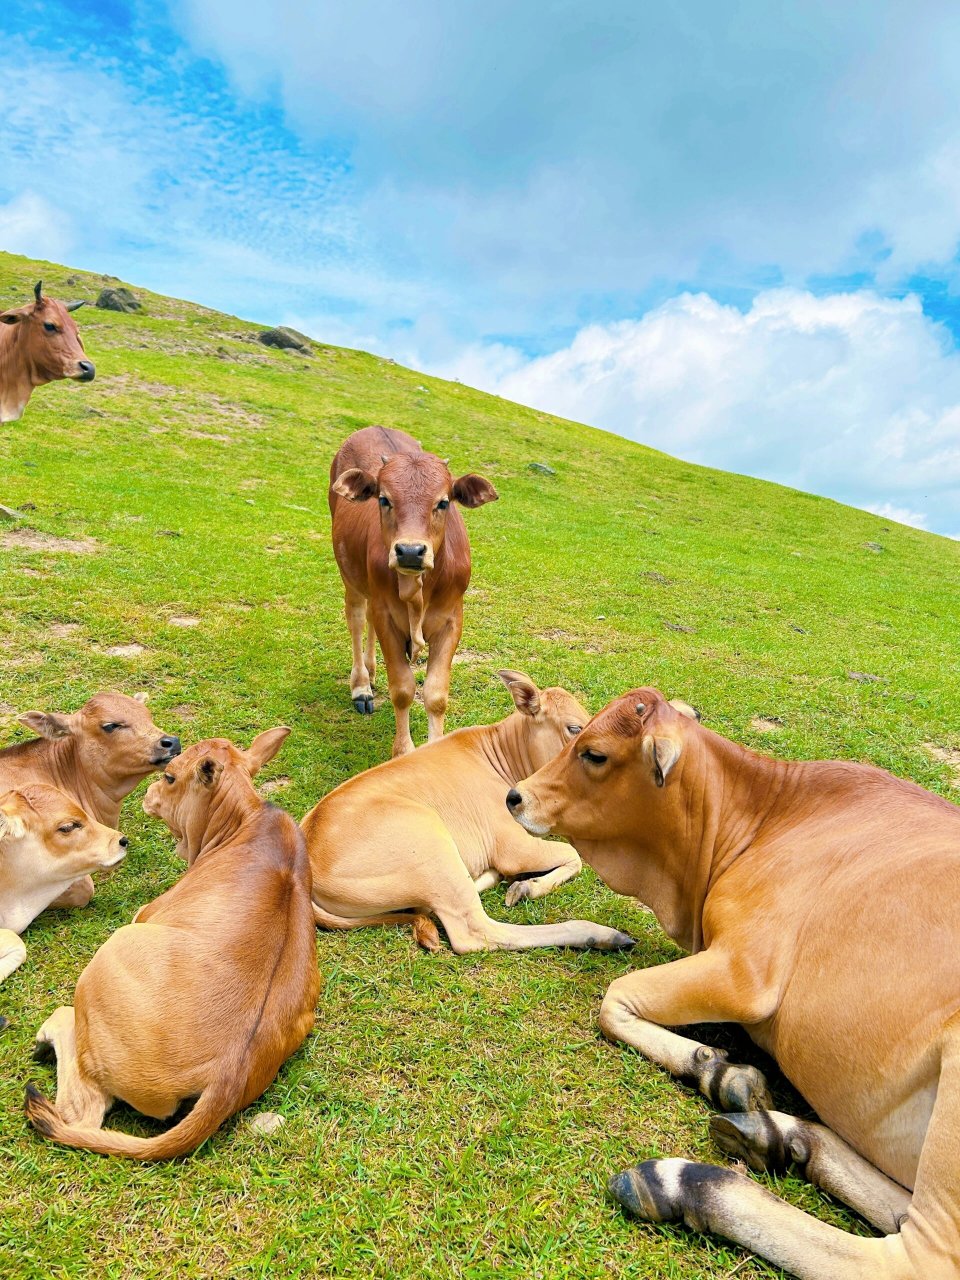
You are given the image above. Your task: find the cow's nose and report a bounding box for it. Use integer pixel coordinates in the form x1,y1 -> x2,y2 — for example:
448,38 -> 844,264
77,360 -> 95,381
160,735 -> 181,754
395,542 -> 427,566
119,836 -> 129,848
506,789 -> 523,811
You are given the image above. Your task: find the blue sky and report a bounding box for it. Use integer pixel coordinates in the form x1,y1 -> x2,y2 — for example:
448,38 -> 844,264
2,1 -> 960,536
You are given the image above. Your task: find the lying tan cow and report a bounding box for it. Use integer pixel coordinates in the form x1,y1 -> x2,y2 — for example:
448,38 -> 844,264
0,281 -> 94,422
0,786 -> 126,984
25,728 -> 318,1160
329,425 -> 498,756
0,691 -> 180,909
302,671 -> 634,953
507,688 -> 960,1280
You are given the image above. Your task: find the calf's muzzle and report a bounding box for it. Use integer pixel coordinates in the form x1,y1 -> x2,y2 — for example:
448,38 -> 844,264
394,541 -> 428,571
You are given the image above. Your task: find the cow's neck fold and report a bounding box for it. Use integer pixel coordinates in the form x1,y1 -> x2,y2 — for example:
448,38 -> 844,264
0,326 -> 31,422
186,776 -> 261,865
45,737 -> 132,829
479,714 -> 536,786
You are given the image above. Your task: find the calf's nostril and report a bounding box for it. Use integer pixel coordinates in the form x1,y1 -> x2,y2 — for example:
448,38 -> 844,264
119,836 -> 129,848
506,788 -> 522,811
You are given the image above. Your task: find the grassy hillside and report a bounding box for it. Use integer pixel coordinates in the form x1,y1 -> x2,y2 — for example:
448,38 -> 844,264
1,250 -> 958,1280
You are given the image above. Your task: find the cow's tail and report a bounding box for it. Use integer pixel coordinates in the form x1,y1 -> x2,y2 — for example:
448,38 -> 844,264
25,1074 -> 239,1161
311,900 -> 441,951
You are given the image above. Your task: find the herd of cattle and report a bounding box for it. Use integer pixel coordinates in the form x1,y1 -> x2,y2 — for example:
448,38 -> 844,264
1,283 -> 959,1279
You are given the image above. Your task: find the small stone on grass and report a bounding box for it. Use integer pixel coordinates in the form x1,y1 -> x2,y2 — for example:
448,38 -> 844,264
248,1111 -> 285,1136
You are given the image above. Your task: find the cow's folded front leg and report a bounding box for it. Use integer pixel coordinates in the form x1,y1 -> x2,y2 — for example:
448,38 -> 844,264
599,950 -> 775,1112
47,875 -> 96,910
0,928 -> 28,983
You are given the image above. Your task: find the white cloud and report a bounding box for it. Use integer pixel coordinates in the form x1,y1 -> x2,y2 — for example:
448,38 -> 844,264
862,503 -> 929,530
416,289 -> 960,538
0,190 -> 74,261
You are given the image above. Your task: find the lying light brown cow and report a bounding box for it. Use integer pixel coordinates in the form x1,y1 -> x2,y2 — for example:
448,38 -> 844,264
0,691 -> 180,910
0,786 -> 126,984
507,687 -> 960,1280
303,671 -> 634,953
0,281 -> 94,422
25,729 -> 318,1160
329,425 -> 498,755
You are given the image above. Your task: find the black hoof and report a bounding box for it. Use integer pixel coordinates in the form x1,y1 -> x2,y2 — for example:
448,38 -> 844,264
0,1015 -> 9,1033
608,1159 -> 686,1223
31,1039 -> 55,1064
352,695 -> 375,715
710,1111 -> 806,1174
694,1052 -> 772,1112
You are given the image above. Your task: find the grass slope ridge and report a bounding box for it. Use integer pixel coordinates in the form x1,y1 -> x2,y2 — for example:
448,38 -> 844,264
1,250 -> 958,1280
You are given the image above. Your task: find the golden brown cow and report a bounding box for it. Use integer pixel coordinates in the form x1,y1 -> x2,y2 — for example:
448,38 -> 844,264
0,691 -> 180,910
302,671 -> 634,953
0,281 -> 94,422
329,425 -> 498,756
25,729 -> 318,1160
507,688 -> 960,1280
0,786 -> 126,984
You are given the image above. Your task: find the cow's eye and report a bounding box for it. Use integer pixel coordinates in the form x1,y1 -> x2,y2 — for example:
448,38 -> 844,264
57,821 -> 80,833
43,322 -> 58,333
164,773 -> 176,784
436,499 -> 449,511
580,748 -> 607,765
101,723 -> 121,733
566,724 -> 582,736
378,496 -> 392,509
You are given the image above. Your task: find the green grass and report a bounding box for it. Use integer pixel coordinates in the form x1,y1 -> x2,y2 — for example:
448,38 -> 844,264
1,250 -> 958,1279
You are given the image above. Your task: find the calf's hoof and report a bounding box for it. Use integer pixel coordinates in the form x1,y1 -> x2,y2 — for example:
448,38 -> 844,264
588,927 -> 636,951
0,1016 -> 9,1033
711,1111 -> 806,1174
32,1037 -> 56,1063
504,880 -> 532,907
352,694 -> 375,715
608,1158 -> 688,1223
694,1050 -> 772,1112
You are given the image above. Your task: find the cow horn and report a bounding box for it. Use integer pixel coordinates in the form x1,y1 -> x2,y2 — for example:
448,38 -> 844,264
65,300 -> 86,312
636,702 -> 646,714
34,280 -> 43,303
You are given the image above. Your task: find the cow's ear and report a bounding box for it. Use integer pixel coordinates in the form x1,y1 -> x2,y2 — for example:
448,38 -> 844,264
668,698 -> 700,722
195,757 -> 224,789
0,794 -> 26,842
452,474 -> 498,508
243,726 -> 291,775
498,670 -> 541,717
332,468 -> 378,502
642,734 -> 682,788
0,310 -> 22,326
19,711 -> 73,740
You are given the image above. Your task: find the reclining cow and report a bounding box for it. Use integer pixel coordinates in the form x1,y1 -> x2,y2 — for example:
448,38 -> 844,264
302,671 -> 635,953
25,728 -> 318,1160
329,425 -> 498,756
0,281 -> 94,422
0,786 -> 127,984
507,687 -> 960,1280
0,691 -> 180,910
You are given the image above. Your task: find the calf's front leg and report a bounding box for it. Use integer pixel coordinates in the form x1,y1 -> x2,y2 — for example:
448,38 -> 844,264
47,876 -> 96,909
344,586 -> 375,714
376,614 -> 417,755
599,949 -> 774,1112
0,928 -> 28,983
423,613 -> 461,743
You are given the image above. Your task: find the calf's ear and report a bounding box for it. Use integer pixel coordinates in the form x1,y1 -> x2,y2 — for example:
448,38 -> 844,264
195,757 -> 224,788
243,726 -> 291,775
642,735 -> 682,788
0,311 -> 23,326
668,698 -> 700,721
0,794 -> 26,841
19,711 -> 72,740
332,468 -> 378,501
452,474 -> 498,508
498,670 -> 541,717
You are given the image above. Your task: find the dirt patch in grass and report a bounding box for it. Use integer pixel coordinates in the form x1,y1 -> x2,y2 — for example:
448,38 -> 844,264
103,643 -> 147,658
46,621 -> 81,639
168,615 -> 201,628
1,529 -> 96,554
168,703 -> 198,720
923,743 -> 960,787
185,430 -> 233,443
258,776 -> 291,795
751,716 -> 784,733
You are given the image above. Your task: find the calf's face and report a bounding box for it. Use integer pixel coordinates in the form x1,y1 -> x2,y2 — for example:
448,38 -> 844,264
19,692 -> 181,790
334,452 -> 497,574
143,728 -> 289,861
0,785 -> 127,889
0,283 -> 95,386
498,670 -> 590,771
506,689 -> 698,839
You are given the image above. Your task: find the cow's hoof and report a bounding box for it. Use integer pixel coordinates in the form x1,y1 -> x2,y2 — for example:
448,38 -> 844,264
31,1038 -> 55,1064
695,1052 -> 772,1113
608,1159 -> 689,1223
0,1016 -> 9,1033
352,695 -> 375,715
711,1111 -> 807,1174
604,930 -> 636,950
504,880 -> 531,907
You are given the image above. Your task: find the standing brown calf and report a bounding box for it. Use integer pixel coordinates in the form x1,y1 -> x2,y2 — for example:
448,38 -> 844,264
0,281 -> 94,422
508,688 -> 960,1280
329,425 -> 498,756
25,728 -> 318,1160
0,691 -> 180,909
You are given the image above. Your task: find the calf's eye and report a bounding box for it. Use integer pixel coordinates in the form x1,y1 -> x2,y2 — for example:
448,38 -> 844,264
44,322 -> 58,333
566,725 -> 582,736
378,496 -> 391,509
580,749 -> 607,765
101,723 -> 120,733
163,773 -> 176,784
57,822 -> 80,833
436,499 -> 449,511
